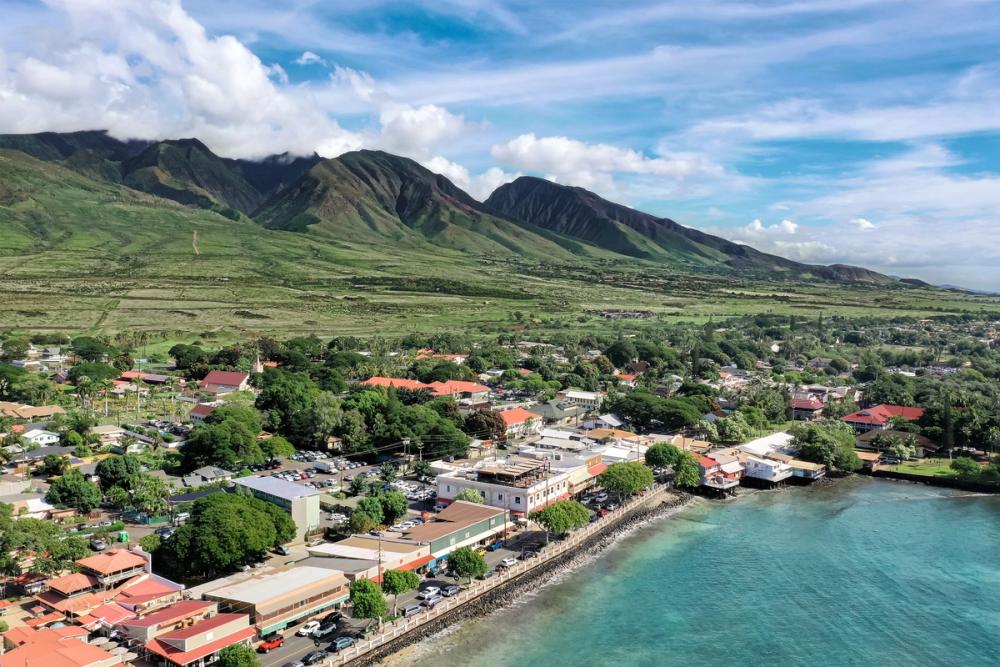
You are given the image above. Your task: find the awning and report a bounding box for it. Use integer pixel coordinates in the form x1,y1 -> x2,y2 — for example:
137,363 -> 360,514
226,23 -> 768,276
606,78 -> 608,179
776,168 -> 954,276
587,463 -> 608,477
400,555 -> 435,571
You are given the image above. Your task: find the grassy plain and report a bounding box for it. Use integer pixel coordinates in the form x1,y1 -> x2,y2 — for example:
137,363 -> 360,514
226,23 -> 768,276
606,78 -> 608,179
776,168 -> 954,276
883,459 -> 957,478
3,148 -> 1000,339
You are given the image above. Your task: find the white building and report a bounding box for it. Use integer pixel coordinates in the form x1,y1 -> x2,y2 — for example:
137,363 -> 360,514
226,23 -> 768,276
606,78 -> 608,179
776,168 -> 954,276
22,430 -> 59,446
436,458 -> 572,517
558,389 -> 605,412
744,456 -> 793,483
234,476 -> 322,542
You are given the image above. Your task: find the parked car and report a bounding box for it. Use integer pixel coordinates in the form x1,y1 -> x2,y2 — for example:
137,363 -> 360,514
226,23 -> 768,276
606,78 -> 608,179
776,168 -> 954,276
302,650 -> 328,666
498,557 -> 517,568
476,569 -> 497,580
155,527 -> 176,539
605,502 -> 619,511
282,662 -> 305,667
402,604 -> 422,617
274,545 -> 290,556
322,611 -> 343,624
89,539 -> 107,551
485,540 -> 503,552
296,621 -> 320,637
442,584 -> 460,597
594,492 -> 609,503
416,586 -> 440,599
330,636 -> 355,652
313,621 -> 338,638
257,636 -> 285,653
519,550 -> 538,560
421,594 -> 443,608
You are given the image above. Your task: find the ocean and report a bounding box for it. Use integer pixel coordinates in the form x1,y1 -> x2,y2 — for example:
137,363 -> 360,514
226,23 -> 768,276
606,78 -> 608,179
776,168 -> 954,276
388,478 -> 1000,666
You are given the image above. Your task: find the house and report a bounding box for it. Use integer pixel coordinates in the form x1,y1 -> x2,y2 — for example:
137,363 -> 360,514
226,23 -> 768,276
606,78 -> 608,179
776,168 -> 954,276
188,403 -> 217,423
202,566 -> 349,636
791,397 -> 824,421
197,370 -> 250,395
841,404 -> 925,432
182,466 -> 232,488
856,450 -> 882,472
0,402 -> 65,420
91,424 -> 126,446
233,475 -> 322,542
534,399 -> 584,427
808,357 -> 834,370
696,455 -> 740,493
857,429 -> 940,458
789,459 -> 826,481
22,429 -> 60,446
616,373 -> 638,388
744,456 -> 793,484
498,407 -> 543,440
362,377 -> 490,400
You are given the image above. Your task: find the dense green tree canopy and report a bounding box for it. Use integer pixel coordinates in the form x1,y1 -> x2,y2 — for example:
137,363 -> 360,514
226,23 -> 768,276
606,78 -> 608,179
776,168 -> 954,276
46,470 -> 102,513
530,500 -> 590,536
350,578 -> 387,619
448,546 -> 487,582
790,422 -> 861,472
598,462 -> 654,497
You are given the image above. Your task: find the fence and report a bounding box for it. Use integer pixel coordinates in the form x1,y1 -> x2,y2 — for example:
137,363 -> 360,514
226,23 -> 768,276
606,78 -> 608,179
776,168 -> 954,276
325,485 -> 669,666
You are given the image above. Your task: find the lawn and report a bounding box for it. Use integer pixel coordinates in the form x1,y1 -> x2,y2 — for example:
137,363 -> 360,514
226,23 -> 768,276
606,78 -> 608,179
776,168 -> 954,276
883,458 -> 956,478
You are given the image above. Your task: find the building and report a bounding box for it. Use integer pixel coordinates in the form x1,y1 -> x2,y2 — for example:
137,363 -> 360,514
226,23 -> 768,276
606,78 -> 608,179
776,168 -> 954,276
91,424 -> 126,446
307,535 -> 432,580
856,429 -> 940,458
789,459 -> 826,481
22,429 -> 60,446
362,377 -> 490,400
188,403 -> 217,423
233,476 -> 322,542
400,501 -> 507,567
557,389 -> 604,412
35,549 -> 155,615
697,455 -> 739,493
145,612 -> 255,667
197,370 -> 250,395
744,456 -> 793,484
181,466 -> 232,488
0,626 -> 121,667
498,407 -> 543,439
0,401 -> 66,420
119,600 -> 217,643
437,458 -> 571,516
533,399 -> 584,427
841,404 -> 925,432
202,566 -> 349,635
791,397 -> 824,421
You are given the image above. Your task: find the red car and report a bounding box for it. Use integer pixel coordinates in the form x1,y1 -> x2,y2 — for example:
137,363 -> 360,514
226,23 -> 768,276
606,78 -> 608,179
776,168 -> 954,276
257,636 -> 284,653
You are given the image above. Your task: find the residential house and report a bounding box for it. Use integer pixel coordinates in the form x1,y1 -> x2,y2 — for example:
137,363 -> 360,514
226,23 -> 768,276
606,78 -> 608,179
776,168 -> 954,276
744,456 -> 793,484
857,429 -> 939,458
197,370 -> 250,395
182,466 -> 232,488
498,407 -> 543,440
22,429 -> 60,447
187,403 -> 217,423
556,389 -> 605,412
791,397 -> 824,421
697,455 -> 740,493
841,404 -> 925,432
534,399 -> 584,427
91,424 -> 126,446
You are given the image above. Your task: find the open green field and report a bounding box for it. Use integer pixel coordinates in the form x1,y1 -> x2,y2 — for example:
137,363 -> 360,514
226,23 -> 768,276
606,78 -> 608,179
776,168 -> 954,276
883,458 -> 957,478
3,148 -> 1000,338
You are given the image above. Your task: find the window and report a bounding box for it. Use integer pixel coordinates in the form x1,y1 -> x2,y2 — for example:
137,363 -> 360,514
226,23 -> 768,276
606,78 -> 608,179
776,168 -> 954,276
497,493 -> 503,501
514,497 -> 521,504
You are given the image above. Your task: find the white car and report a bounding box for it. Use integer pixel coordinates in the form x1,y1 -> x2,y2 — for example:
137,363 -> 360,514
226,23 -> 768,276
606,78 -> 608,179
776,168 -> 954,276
296,621 -> 321,636
498,557 -> 517,568
416,586 -> 440,600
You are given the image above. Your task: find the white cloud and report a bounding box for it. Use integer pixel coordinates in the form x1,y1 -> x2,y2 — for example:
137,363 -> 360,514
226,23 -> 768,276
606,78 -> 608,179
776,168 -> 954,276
850,217 -> 875,230
742,218 -> 798,236
376,103 -> 467,159
422,156 -> 519,200
490,133 -> 725,196
295,50 -> 325,66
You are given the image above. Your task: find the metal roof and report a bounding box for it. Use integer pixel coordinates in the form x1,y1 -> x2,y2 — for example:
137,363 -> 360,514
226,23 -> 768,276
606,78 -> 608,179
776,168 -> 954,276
234,475 -> 322,500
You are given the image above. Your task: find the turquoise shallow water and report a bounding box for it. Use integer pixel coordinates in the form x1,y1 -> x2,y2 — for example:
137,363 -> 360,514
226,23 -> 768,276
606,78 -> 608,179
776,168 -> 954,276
395,478 -> 1000,667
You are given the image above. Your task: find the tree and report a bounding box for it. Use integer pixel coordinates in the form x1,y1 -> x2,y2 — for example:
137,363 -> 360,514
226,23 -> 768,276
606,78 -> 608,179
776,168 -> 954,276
259,435 -> 295,461
381,569 -> 420,615
350,578 -> 387,619
138,534 -> 161,553
349,511 -> 379,534
673,452 -> 701,488
41,454 -> 71,476
350,476 -> 372,496
181,419 -> 264,472
217,644 -> 260,667
46,470 -> 102,513
454,487 -> 485,504
712,412 -> 754,445
378,491 -> 409,525
412,459 -> 431,478
157,493 -> 285,578
96,455 -> 143,490
379,462 -> 398,484
645,443 -> 681,468
598,462 -> 654,497
951,457 -> 981,479
790,421 -> 861,472
530,500 -> 589,538
462,410 -> 507,442
447,546 -> 487,583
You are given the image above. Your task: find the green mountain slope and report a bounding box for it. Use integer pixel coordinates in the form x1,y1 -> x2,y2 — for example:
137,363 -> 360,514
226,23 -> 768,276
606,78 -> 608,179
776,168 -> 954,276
254,150 -> 616,261
485,176 -> 889,281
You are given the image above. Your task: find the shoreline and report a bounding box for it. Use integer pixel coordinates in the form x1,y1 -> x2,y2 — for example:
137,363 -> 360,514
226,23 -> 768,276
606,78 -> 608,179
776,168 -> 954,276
369,492 -> 698,666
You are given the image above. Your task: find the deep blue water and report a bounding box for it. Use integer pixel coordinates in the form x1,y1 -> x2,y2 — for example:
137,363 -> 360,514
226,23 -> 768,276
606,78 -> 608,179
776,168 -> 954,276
395,478 -> 1000,666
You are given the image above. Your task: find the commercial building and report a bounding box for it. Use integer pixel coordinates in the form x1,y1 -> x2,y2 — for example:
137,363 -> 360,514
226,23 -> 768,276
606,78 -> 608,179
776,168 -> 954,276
436,459 -> 570,516
400,501 -> 508,565
557,389 -> 605,412
841,404 -> 925,432
145,612 -> 255,667
202,566 -> 349,636
0,626 -> 121,667
233,475 -> 322,542
306,536 -> 431,580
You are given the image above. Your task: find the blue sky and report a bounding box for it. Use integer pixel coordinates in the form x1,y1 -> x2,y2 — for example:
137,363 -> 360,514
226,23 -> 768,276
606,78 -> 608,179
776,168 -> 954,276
3,1 -> 1000,288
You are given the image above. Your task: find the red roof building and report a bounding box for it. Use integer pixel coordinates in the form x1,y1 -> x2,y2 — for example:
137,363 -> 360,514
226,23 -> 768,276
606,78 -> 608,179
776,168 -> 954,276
0,626 -> 118,667
791,397 -> 825,421
363,377 -> 490,398
145,613 -> 255,667
841,404 -> 925,432
198,371 -> 250,394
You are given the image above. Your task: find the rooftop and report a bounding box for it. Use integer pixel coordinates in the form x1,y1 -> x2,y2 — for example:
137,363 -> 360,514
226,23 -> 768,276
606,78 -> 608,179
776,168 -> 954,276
77,549 -> 147,575
121,600 -> 214,628
203,566 -> 348,611
234,475 -> 323,500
